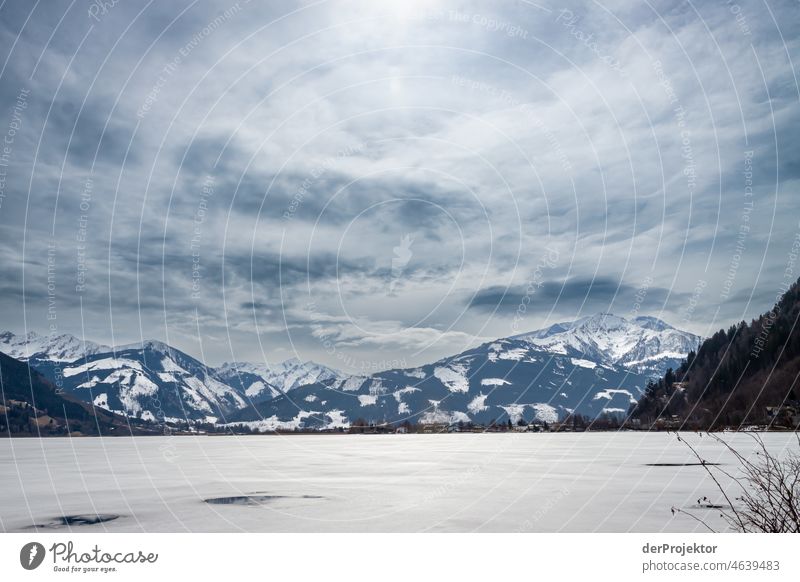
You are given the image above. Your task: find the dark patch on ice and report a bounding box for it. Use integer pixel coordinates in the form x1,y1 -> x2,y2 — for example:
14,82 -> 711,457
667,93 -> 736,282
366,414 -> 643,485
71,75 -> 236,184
29,514 -> 120,528
205,495 -> 284,505
690,503 -> 729,509
644,463 -> 721,467
204,494 -> 324,506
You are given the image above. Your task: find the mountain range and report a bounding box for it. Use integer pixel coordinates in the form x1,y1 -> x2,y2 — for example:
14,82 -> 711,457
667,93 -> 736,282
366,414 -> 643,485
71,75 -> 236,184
1,313 -> 700,430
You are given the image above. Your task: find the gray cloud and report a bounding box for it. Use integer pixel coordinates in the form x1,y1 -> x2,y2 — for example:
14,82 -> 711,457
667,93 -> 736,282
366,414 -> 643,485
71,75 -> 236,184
468,276 -> 682,313
0,0 -> 798,366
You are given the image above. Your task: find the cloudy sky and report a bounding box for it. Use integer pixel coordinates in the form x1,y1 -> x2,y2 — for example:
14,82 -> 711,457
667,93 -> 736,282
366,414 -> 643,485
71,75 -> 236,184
0,0 -> 798,370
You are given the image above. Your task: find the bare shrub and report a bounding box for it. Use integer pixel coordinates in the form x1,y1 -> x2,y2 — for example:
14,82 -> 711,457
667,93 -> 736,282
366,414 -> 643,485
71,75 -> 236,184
671,432 -> 800,532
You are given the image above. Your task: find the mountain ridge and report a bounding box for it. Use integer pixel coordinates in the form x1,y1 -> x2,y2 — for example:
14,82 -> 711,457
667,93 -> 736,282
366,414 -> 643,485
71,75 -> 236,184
1,312 -> 698,427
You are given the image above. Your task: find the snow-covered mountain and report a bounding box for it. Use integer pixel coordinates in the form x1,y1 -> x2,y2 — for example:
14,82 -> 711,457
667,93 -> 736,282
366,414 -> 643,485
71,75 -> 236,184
0,330 -> 110,363
0,330 -> 347,422
3,313 -> 698,429
229,335 -> 650,430
229,314 -> 699,430
44,341 -> 247,423
215,358 -> 342,398
213,362 -> 283,401
515,313 -> 700,376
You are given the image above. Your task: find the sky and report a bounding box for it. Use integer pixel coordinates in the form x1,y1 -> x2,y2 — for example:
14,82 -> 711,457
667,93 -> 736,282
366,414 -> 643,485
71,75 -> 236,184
0,0 -> 798,371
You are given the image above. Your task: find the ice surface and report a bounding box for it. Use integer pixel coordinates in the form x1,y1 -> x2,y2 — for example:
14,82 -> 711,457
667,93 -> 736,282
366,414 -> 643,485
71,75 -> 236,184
0,433 -> 795,533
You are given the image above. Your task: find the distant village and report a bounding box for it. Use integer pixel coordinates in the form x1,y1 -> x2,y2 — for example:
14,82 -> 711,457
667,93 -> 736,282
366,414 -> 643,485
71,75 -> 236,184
4,394 -> 798,438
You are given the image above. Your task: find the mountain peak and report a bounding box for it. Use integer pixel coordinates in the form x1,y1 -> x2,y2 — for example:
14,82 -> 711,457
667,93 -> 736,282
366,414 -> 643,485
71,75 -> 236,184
581,312 -> 627,329
512,313 -> 700,374
114,339 -> 175,356
0,330 -> 111,362
632,315 -> 674,331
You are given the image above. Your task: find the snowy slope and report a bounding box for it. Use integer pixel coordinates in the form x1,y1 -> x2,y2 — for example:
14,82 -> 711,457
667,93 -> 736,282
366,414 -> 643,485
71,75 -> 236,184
214,359 -> 343,398
213,362 -> 282,401
231,336 -> 649,429
0,330 -> 110,362
230,314 -> 697,430
514,313 -> 700,375
6,313 -> 696,429
50,342 -> 246,423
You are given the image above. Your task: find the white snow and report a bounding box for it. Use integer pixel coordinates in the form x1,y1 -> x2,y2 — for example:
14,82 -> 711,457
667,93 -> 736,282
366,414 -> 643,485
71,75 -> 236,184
234,410 -> 319,432
451,411 -> 470,424
419,408 -> 470,425
358,394 -> 377,406
497,347 -> 527,361
75,375 -> 102,390
160,356 -> 187,373
245,381 -> 272,397
216,359 -> 345,394
625,352 -> 687,366
570,358 -> 597,369
1,433 -> 795,532
63,357 -> 144,377
433,363 -> 470,393
0,330 -> 110,362
481,378 -> 510,387
337,376 -> 366,392
467,393 -> 488,414
419,408 -> 450,424
324,410 -> 348,428
393,387 -> 418,415
517,313 -> 699,371
367,379 -> 386,395
601,407 -> 626,414
393,387 -> 419,402
531,403 -> 558,423
89,369 -> 160,415
593,388 -> 637,404
499,404 -> 526,423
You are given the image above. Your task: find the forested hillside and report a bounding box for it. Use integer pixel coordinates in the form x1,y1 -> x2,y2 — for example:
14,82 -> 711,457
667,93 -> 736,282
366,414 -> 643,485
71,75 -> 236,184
631,277 -> 800,429
0,351 -> 150,436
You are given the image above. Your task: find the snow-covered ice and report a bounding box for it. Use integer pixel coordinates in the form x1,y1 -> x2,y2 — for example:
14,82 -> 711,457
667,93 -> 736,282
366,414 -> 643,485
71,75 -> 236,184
0,433 -> 795,533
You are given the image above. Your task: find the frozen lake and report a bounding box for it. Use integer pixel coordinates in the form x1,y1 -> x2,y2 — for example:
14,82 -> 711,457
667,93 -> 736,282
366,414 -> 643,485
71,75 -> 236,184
0,432 -> 796,532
